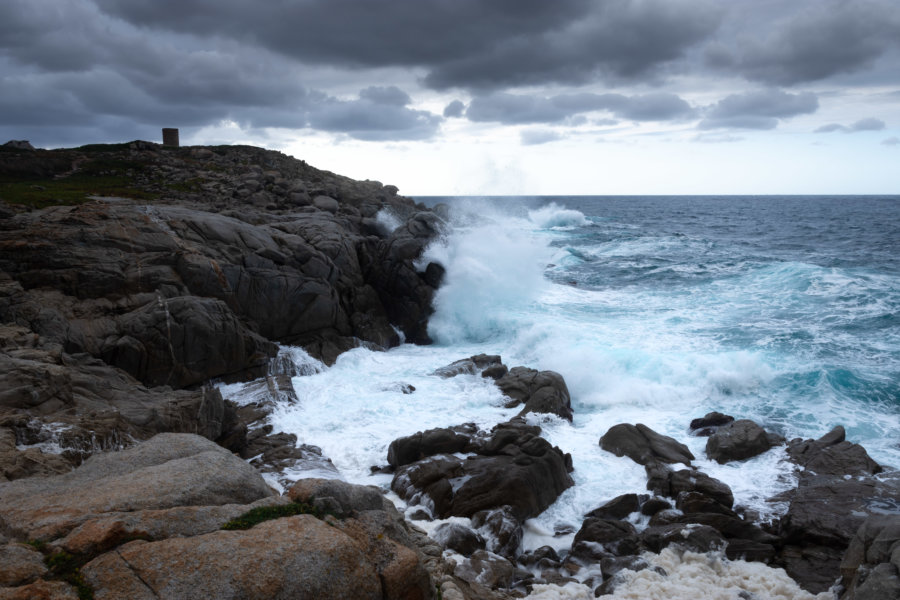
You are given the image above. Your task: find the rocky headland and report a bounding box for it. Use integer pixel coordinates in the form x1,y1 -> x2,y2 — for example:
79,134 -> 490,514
1,140 -> 899,599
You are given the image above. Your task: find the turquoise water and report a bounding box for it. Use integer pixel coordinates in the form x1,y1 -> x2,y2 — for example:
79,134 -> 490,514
263,195 -> 899,563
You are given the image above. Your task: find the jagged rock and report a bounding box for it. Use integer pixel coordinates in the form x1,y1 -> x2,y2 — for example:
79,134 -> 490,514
471,506 -> 522,560
639,523 -> 726,554
640,497 -> 672,516
0,433 -> 274,541
432,522 -> 486,556
391,421 -> 573,526
600,423 -> 694,466
705,419 -> 784,464
387,426 -> 473,468
771,427 -> 898,593
787,426 -> 882,482
569,518 -> 639,561
585,494 -> 642,520
840,516 -> 900,597
454,550 -> 514,590
495,367 -> 573,422
688,411 -> 734,436
432,354 -> 504,378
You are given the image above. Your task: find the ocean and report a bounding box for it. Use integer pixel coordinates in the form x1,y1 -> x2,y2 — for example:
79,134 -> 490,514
222,195 -> 900,597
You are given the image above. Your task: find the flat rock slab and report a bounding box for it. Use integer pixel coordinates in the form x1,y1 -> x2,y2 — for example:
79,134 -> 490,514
0,433 -> 274,540
82,515 -> 383,600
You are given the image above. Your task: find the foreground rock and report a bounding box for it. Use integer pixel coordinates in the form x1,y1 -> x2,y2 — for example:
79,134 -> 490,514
391,419 -> 573,560
772,426 -> 897,593
0,434 -> 434,600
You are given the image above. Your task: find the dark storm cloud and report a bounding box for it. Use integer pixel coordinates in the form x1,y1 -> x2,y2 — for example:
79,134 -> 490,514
709,0 -> 900,86
443,100 -> 466,118
306,94 -> 442,141
92,0 -> 721,91
815,118 -> 887,134
0,1 -> 445,145
466,92 -> 696,125
698,89 -> 819,130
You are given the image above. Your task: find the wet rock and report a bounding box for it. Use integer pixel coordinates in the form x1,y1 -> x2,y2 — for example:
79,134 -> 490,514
387,426 -> 473,468
667,468 -> 735,508
495,367 -> 574,421
689,411 -> 734,435
570,518 -> 639,561
600,423 -> 694,466
640,497 -> 672,516
471,506 -> 523,560
432,354 -> 503,378
771,427 -> 898,594
454,550 -> 514,590
432,522 -> 486,556
705,419 -> 784,464
287,478 -> 388,517
391,421 -> 573,550
585,494 -> 642,520
840,515 -> 900,597
640,523 -> 726,554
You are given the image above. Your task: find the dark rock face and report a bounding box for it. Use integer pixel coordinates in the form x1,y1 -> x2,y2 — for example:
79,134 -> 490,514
387,426 -> 474,468
433,355 -> 574,421
839,516 -> 900,600
640,523 -> 726,554
0,143 -> 444,467
391,419 -> 573,533
432,522 -> 486,556
585,494 -> 642,520
689,411 -> 734,436
705,419 -> 784,464
771,427 -> 897,594
570,518 -> 639,561
599,423 -> 694,466
495,367 -> 573,422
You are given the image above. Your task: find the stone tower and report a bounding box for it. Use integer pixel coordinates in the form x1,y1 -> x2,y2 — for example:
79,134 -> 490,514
162,128 -> 180,147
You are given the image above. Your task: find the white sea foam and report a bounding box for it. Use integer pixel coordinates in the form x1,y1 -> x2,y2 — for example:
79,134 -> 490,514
593,548 -> 833,600
528,203 -> 590,229
229,197 -> 899,599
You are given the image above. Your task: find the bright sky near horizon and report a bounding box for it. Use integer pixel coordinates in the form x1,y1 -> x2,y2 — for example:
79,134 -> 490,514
1,0 -> 899,195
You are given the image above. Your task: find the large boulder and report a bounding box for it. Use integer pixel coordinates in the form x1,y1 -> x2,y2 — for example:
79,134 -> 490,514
391,420 -> 573,523
771,427 -> 897,593
0,433 -> 275,541
495,367 -> 573,422
600,423 -> 694,466
839,516 -> 900,600
82,516 -> 387,600
705,419 -> 784,464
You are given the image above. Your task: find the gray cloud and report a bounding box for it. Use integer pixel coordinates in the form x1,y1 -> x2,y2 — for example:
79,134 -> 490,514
699,89 -> 819,130
90,0 -> 722,92
467,92 -> 696,125
307,93 -> 442,141
443,100 -> 466,118
520,129 -> 565,145
815,117 -> 886,133
882,136 -> 900,146
710,0 -> 900,86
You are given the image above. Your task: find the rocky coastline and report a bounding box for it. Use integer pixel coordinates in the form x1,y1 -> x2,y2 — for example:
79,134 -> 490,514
1,140 -> 898,599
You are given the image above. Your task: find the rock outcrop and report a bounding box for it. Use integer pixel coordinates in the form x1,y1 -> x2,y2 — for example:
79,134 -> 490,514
0,141 -> 443,471
0,434 -> 434,600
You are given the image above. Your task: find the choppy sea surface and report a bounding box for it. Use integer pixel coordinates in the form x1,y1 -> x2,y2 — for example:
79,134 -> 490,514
224,195 -> 900,597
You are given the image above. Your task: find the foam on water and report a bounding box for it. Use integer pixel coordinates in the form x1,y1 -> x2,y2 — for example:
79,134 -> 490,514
592,548 -> 832,600
233,195 -> 899,596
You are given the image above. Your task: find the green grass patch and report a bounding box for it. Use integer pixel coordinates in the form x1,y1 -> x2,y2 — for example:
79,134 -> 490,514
46,551 -> 94,600
221,501 -> 334,530
0,157 -> 157,208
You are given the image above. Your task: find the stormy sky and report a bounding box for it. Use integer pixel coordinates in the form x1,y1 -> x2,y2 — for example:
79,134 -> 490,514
1,0 -> 898,194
